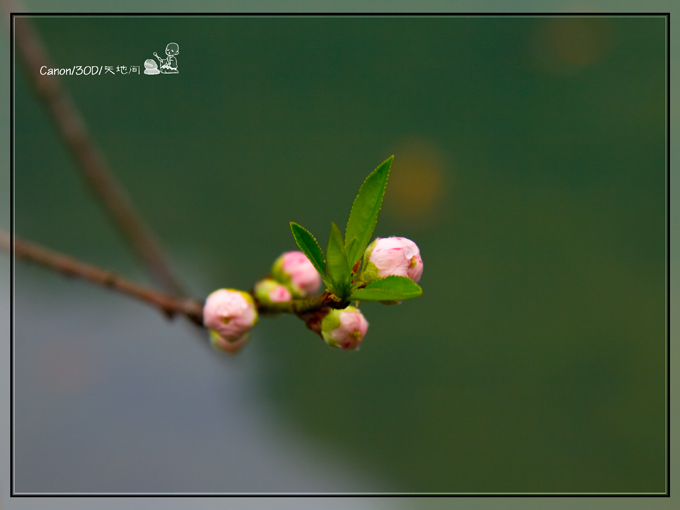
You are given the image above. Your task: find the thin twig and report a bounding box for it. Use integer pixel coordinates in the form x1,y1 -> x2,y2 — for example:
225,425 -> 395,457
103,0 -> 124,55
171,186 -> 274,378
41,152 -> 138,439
2,231 -> 341,335
258,292 -> 348,315
11,12 -> 187,297
1,230 -> 204,325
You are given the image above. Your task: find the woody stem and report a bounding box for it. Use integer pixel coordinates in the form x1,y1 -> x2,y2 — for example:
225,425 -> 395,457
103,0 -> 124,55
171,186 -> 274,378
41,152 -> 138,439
2,230 -> 204,325
2,230 -> 345,330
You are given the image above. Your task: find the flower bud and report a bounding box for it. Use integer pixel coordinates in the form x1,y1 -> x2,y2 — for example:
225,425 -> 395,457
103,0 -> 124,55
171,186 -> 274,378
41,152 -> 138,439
271,251 -> 322,298
203,289 -> 258,347
361,237 -> 423,284
254,278 -> 292,305
320,306 -> 369,350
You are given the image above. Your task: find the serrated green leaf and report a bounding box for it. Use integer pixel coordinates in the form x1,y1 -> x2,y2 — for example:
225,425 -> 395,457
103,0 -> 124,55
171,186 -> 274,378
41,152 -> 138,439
290,222 -> 326,283
326,222 -> 351,297
345,156 -> 393,267
349,275 -> 422,301
345,238 -> 357,261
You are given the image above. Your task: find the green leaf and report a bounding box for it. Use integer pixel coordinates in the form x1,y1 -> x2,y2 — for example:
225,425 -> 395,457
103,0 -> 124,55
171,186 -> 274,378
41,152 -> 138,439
326,222 -> 350,298
349,275 -> 422,301
290,222 -> 327,284
345,156 -> 393,267
345,238 -> 357,263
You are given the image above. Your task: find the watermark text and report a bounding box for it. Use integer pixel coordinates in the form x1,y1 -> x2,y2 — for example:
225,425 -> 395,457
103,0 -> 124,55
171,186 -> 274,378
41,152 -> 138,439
39,65 -> 141,76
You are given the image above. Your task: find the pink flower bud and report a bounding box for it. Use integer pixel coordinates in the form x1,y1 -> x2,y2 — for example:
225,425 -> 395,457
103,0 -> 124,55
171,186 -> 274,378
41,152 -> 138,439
254,278 -> 292,305
320,306 -> 369,350
271,251 -> 322,298
362,237 -> 423,284
203,289 -> 258,345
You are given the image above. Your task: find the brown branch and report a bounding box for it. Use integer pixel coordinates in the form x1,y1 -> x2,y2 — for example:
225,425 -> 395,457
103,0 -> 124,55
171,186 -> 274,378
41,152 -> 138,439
11,12 -> 187,297
1,230 -> 204,326
2,230 -> 347,338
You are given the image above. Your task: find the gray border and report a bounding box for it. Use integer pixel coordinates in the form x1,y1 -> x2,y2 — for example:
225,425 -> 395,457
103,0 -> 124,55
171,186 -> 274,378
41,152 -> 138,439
1,1 -> 676,508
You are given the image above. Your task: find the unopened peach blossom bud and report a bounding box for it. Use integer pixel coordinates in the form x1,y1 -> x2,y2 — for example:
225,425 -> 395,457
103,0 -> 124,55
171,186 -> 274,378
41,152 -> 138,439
203,289 -> 258,349
271,251 -> 322,298
361,237 -> 423,284
320,306 -> 369,350
254,278 -> 292,305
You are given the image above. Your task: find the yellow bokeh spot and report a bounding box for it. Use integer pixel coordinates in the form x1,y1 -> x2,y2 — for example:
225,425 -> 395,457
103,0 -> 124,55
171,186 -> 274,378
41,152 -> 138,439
529,16 -> 614,76
385,138 -> 447,224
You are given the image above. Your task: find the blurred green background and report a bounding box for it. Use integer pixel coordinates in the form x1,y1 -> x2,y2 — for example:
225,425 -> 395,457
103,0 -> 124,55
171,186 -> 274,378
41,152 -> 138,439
13,15 -> 666,493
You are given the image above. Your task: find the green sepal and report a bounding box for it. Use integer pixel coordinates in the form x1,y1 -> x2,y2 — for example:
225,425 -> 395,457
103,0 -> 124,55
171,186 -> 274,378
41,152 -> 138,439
320,308 -> 342,335
326,222 -> 351,299
359,260 -> 381,285
290,222 -> 330,288
344,156 -> 393,267
349,275 -> 422,302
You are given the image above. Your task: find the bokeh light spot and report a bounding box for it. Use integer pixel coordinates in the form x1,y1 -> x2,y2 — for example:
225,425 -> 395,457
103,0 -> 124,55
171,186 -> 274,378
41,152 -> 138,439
529,16 -> 614,76
384,138 -> 448,226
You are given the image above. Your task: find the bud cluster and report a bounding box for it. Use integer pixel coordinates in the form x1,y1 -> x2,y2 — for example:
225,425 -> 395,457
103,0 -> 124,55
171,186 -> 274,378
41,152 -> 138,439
254,250 -> 322,305
204,251 -> 323,353
271,251 -> 322,298
318,236 -> 423,350
202,158 -> 424,355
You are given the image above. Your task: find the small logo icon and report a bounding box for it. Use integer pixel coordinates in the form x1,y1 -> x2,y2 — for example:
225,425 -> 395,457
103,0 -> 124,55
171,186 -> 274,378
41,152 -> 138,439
150,42 -> 179,75
144,59 -> 160,75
